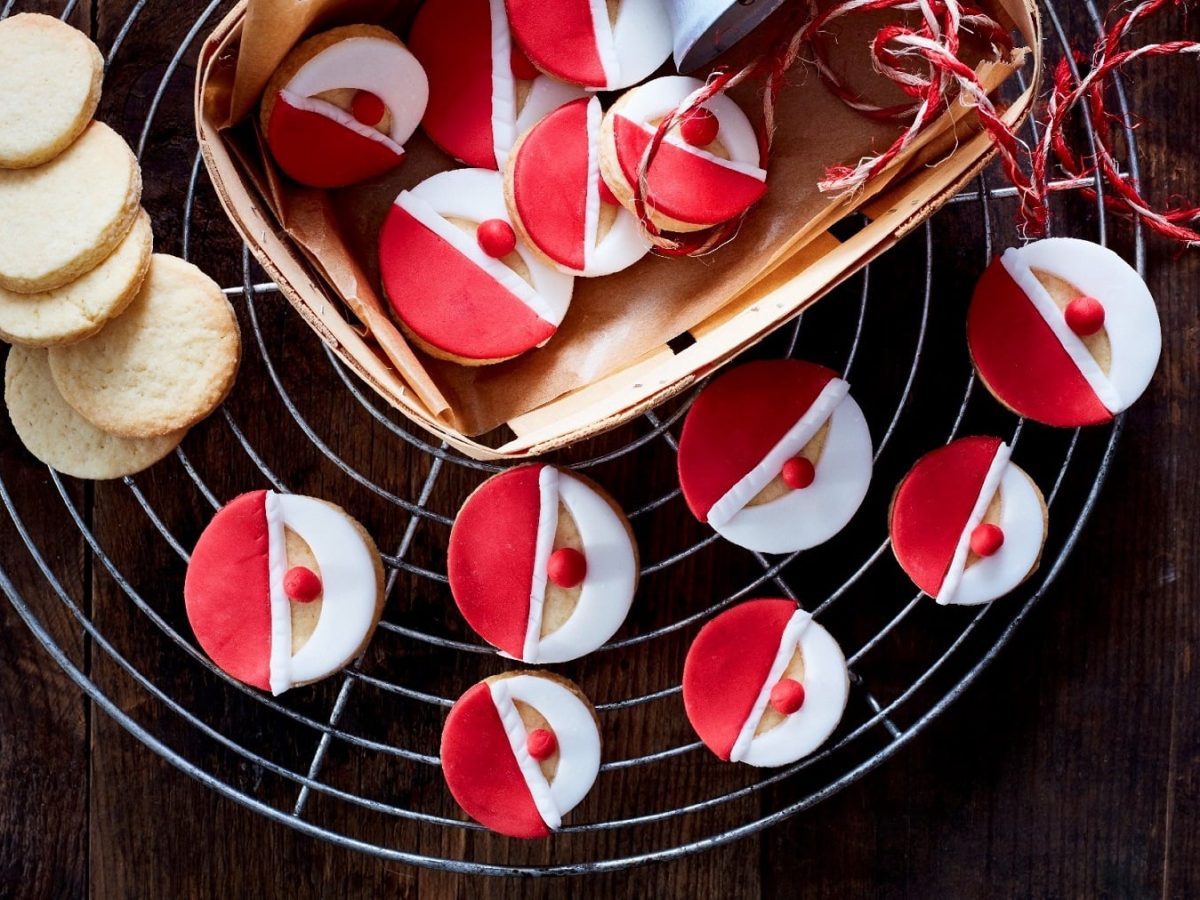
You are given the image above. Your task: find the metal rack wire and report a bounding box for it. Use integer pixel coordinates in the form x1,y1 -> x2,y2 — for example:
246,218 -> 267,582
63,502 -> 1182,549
0,0 -> 1143,876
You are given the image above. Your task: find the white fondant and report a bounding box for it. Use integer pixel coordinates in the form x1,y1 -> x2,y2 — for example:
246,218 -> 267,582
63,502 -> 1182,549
935,443 -> 1011,605
1001,238 -> 1161,415
283,36 -> 428,146
276,92 -> 406,156
605,0 -> 673,90
521,466 -> 561,662
489,0 -> 518,169
714,390 -> 874,554
489,674 -> 601,830
587,0 -> 620,86
580,96 -> 650,277
264,492 -> 293,696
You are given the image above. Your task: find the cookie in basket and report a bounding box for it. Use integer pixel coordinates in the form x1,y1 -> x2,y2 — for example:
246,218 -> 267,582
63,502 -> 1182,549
683,599 -> 849,767
441,671 -> 601,838
504,96 -> 650,276
184,490 -> 386,695
890,436 -> 1047,606
677,359 -> 873,554
599,75 -> 768,233
967,237 -> 1161,428
448,464 -> 637,663
503,0 -> 672,90
379,168 -> 574,365
260,25 -> 428,189
0,14 -> 103,168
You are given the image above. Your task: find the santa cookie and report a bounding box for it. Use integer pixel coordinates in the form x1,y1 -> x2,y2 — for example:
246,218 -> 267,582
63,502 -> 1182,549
260,25 -> 428,189
599,76 -> 767,233
890,436 -> 1047,606
505,96 -> 649,277
504,0 -> 672,91
448,464 -> 638,663
184,490 -> 385,694
677,360 -> 873,554
968,238 -> 1161,428
379,168 -> 574,365
410,0 -> 587,169
683,599 -> 849,767
441,671 -> 601,838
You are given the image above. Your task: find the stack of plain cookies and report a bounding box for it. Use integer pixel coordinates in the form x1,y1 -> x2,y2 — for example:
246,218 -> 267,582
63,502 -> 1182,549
0,14 -> 241,480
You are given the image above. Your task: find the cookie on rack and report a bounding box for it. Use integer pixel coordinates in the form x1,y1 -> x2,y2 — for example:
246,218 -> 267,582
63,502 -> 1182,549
260,24 -> 428,189
441,671 -> 601,838
683,599 -> 849,767
0,14 -> 103,168
184,490 -> 386,695
889,436 -> 1047,606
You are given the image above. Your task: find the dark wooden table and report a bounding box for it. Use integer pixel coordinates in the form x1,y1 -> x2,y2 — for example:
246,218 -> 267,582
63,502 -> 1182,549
2,1 -> 1199,896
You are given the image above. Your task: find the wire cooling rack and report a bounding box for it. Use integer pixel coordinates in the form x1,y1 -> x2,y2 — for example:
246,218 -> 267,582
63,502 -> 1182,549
0,0 -> 1146,877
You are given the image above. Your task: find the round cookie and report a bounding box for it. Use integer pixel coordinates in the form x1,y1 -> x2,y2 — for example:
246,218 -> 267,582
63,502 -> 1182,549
599,75 -> 767,233
184,490 -> 386,694
4,345 -> 183,480
47,254 -> 240,438
677,360 -> 873,554
504,0 -> 672,90
379,168 -> 574,365
889,436 -> 1048,606
448,463 -> 638,663
0,210 -> 152,347
260,25 -> 428,189
0,14 -> 103,168
505,96 -> 649,277
0,121 -> 142,294
683,599 -> 849,767
967,237 -> 1161,428
441,671 -> 601,838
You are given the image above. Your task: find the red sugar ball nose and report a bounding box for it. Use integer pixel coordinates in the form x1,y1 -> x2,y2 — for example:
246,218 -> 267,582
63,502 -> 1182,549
283,566 -> 322,602
350,91 -> 387,128
526,727 -> 557,760
1065,295 -> 1106,336
969,523 -> 1005,557
477,219 -> 516,258
680,108 -> 720,147
769,678 -> 806,715
781,456 -> 816,490
547,547 -> 587,589
510,46 -> 541,81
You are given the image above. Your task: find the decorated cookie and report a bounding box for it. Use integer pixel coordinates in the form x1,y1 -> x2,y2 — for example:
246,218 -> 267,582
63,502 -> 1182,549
505,96 -> 649,276
0,122 -> 141,294
677,359 -> 873,554
599,75 -> 767,233
379,168 -> 574,365
184,490 -> 385,694
504,0 -> 672,91
683,599 -> 849,767
968,238 -> 1161,428
410,0 -> 588,169
260,25 -> 428,189
448,464 -> 638,663
441,671 -> 601,838
0,14 -> 103,168
890,436 -> 1047,606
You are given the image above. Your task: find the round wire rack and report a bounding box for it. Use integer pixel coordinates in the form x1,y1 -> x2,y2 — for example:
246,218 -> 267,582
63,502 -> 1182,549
0,0 -> 1146,877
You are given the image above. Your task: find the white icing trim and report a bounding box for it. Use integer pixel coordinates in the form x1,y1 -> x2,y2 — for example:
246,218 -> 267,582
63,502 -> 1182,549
276,92 -> 406,156
706,379 -> 849,529
522,466 -> 561,662
264,492 -> 293,696
488,0 -> 517,169
488,677 -> 561,830
587,0 -> 619,87
935,443 -> 1012,605
582,98 -> 602,273
729,610 -> 810,762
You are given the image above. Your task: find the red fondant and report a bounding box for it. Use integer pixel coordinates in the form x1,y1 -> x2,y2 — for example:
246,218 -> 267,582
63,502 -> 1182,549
890,436 -> 1003,596
379,205 -> 556,361
682,598 -> 797,760
526,727 -> 557,761
441,681 -> 550,838
477,219 -> 517,258
183,491 -> 274,692
769,678 -> 806,715
547,547 -> 586,589
505,0 -> 606,88
284,566 -> 322,603
969,523 -> 1005,557
266,93 -> 404,189
351,90 -> 386,127
512,97 -> 590,271
968,257 -> 1111,427
680,108 -> 720,147
510,46 -> 541,81
1065,295 -> 1105,336
781,457 -> 816,491
677,360 -> 838,523
614,114 -> 766,226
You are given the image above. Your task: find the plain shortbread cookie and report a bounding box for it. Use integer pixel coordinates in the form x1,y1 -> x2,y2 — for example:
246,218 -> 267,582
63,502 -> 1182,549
0,14 -> 103,168
0,121 -> 142,294
48,254 -> 241,438
0,209 -> 153,347
4,345 -> 183,479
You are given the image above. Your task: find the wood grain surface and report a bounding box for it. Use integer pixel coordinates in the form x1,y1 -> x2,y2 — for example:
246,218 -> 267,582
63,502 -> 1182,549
1,1 -> 1198,897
